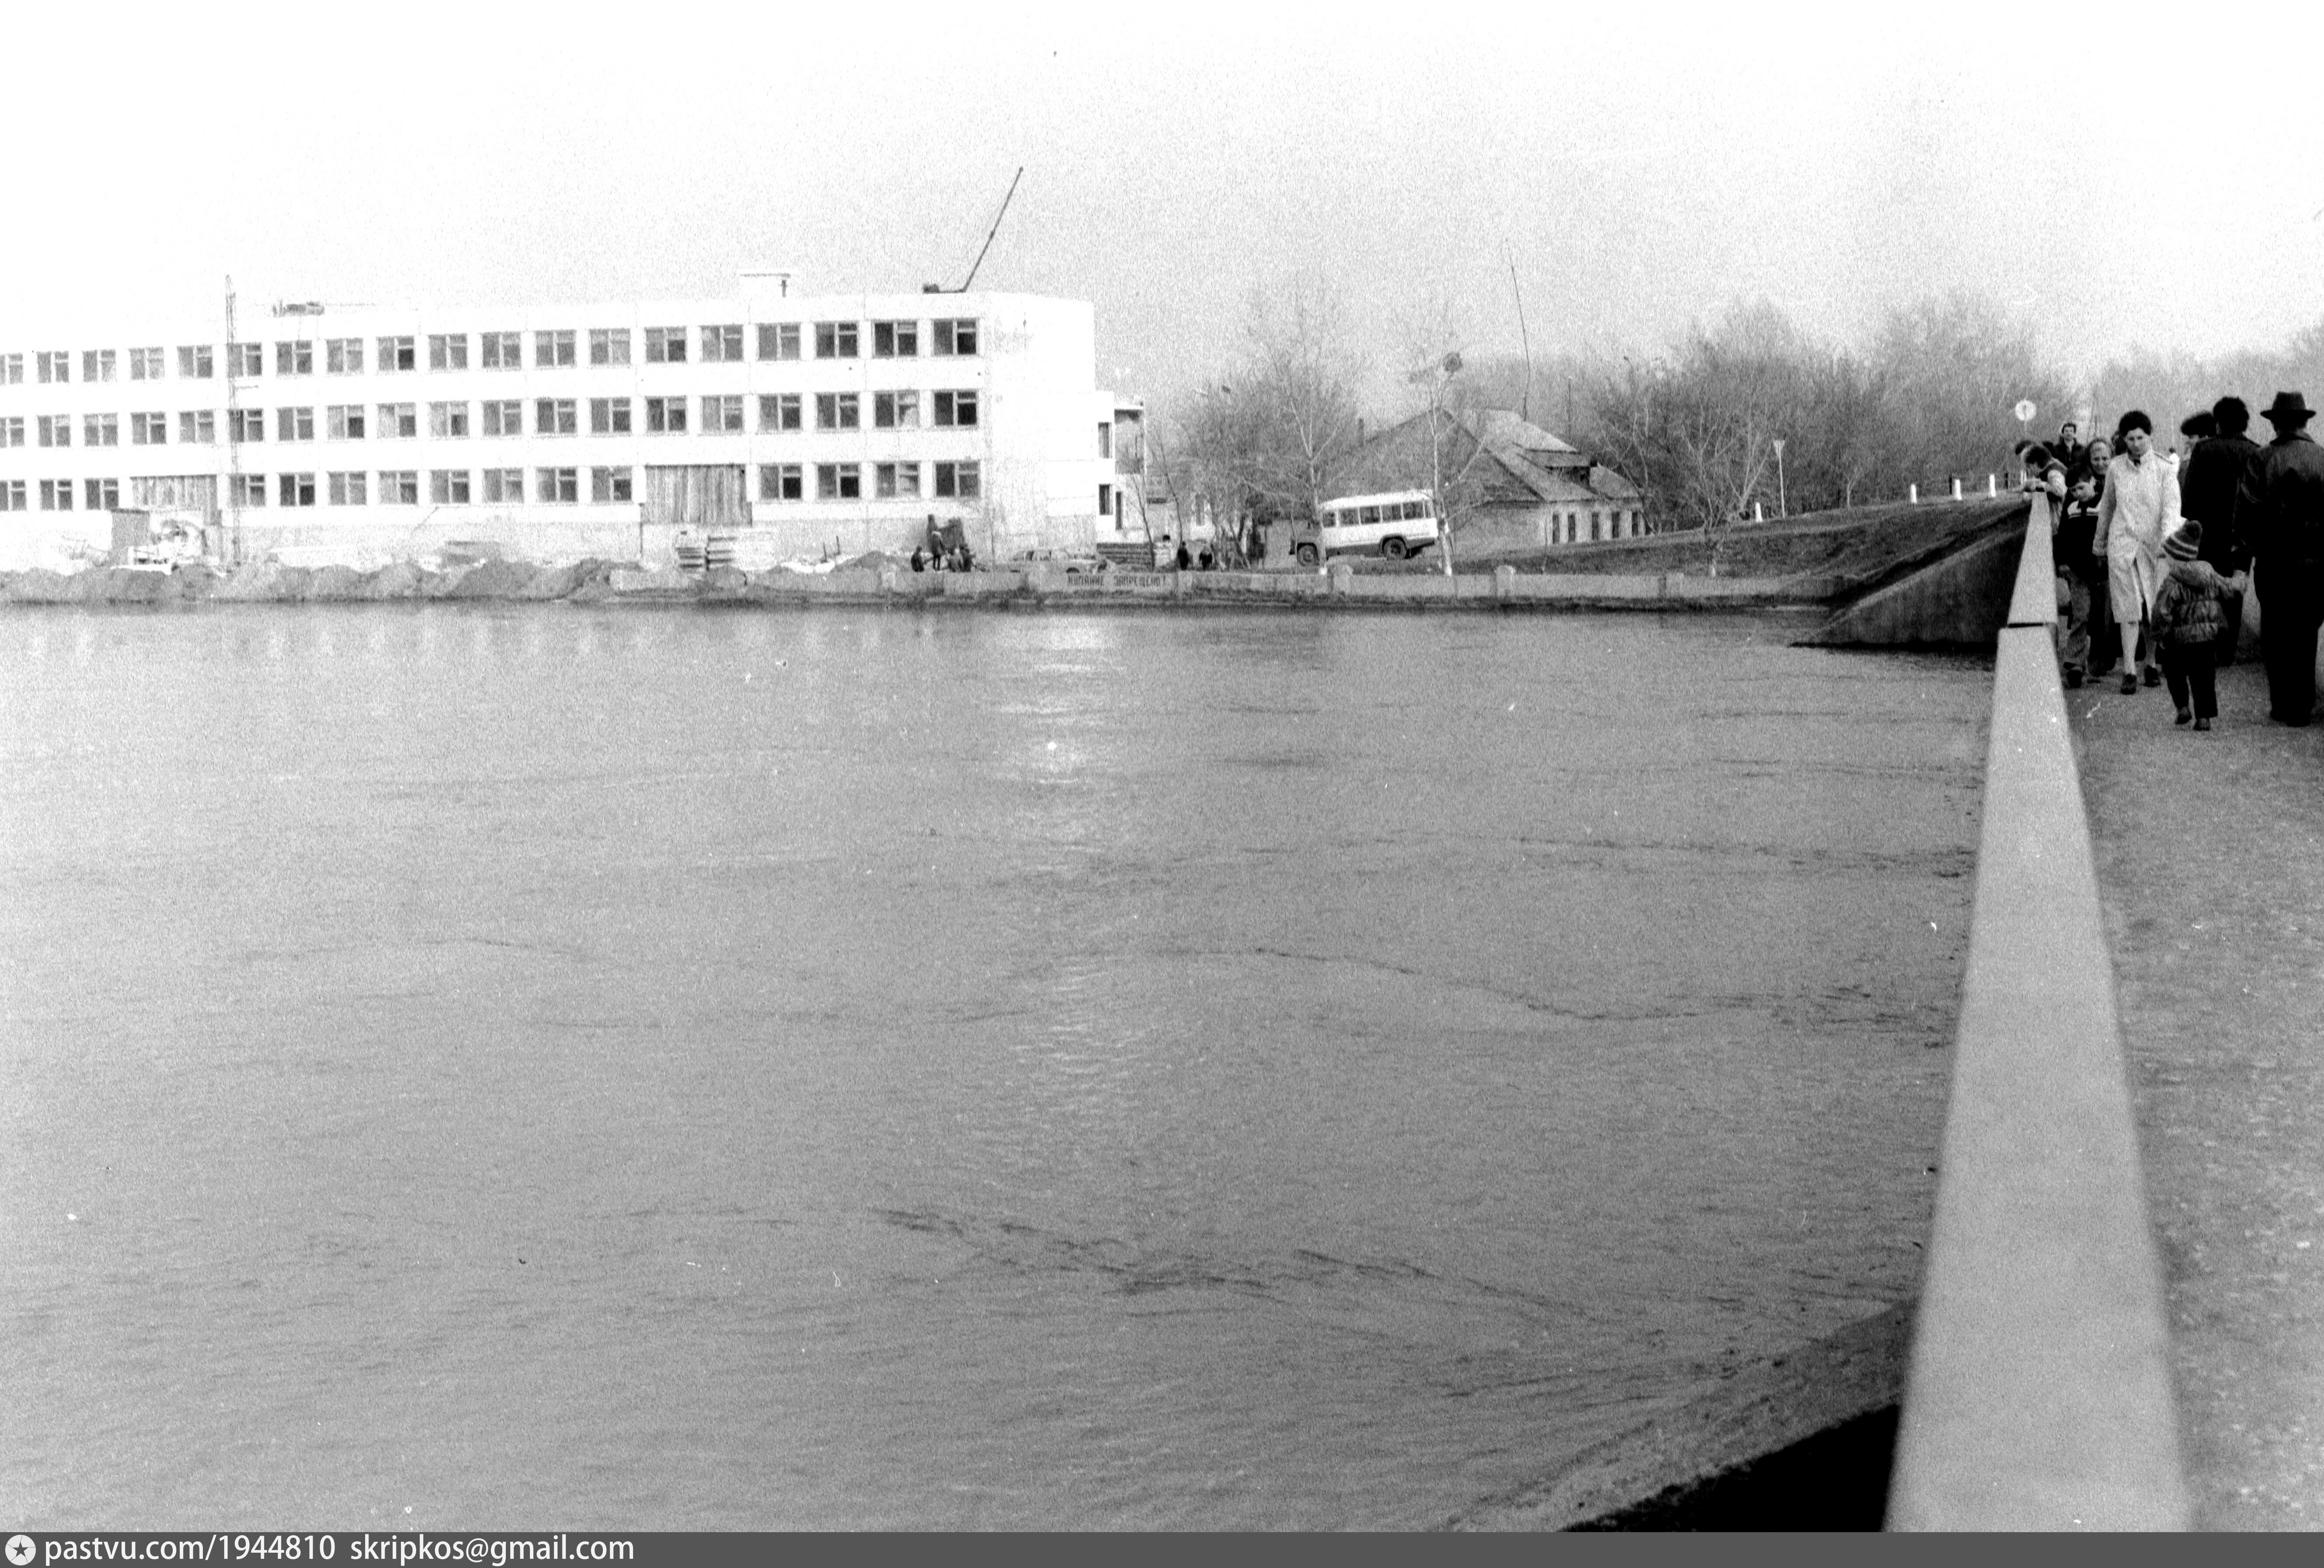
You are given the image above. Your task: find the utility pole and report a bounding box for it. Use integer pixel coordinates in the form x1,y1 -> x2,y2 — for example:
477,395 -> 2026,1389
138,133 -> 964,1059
224,275 -> 243,565
1771,438 -> 1787,519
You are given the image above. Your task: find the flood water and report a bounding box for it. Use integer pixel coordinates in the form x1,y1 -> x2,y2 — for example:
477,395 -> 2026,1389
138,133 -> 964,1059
1,605 -> 1987,1529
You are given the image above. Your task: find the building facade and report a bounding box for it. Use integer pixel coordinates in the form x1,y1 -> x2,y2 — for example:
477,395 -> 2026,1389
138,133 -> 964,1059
0,278 -> 1130,569
1329,408 -> 1647,555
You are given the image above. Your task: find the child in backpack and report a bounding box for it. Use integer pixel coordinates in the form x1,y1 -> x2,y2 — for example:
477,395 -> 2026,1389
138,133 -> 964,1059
2150,519 -> 2243,731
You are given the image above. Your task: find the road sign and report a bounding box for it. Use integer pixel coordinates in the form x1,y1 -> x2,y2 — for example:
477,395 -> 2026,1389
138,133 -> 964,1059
2014,399 -> 2037,423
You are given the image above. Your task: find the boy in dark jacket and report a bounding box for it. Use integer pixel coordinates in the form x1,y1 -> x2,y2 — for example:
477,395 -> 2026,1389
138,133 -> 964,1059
2151,520 -> 2242,730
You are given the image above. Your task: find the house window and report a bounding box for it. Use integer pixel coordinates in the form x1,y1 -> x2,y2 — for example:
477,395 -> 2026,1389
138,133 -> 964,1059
589,397 -> 631,435
873,321 -> 919,358
536,466 -> 579,503
700,324 -> 743,362
932,319 -> 978,356
429,469 -> 471,504
0,417 -> 21,447
481,468 -> 522,503
177,345 -> 213,379
814,392 -> 859,430
644,396 -> 687,433
39,478 -> 73,510
230,473 -> 266,507
756,323 -> 800,361
228,409 -> 265,443
276,407 -> 314,442
83,349 -> 117,382
1590,510 -> 1601,541
379,470 -> 419,504
934,460 -> 980,499
85,477 -> 120,511
644,327 -> 686,364
37,415 -> 71,447
129,347 -> 165,380
84,413 -> 120,447
0,353 -> 21,383
429,401 -> 470,438
535,398 -> 578,435
480,331 -> 522,369
815,462 -> 860,499
814,321 -> 859,359
758,463 -> 802,501
35,351 -> 69,383
875,461 -> 920,500
758,393 -> 801,432
0,480 -> 24,510
480,400 -> 522,437
428,334 -> 469,370
379,336 -> 417,372
933,390 -> 978,428
590,466 -> 633,503
276,341 -> 313,375
327,404 -> 366,440
178,410 -> 217,444
229,342 -> 262,378
1098,422 -> 1111,459
535,330 -> 576,368
701,395 -> 743,432
589,328 -> 630,366
327,471 -> 368,505
377,403 -> 417,438
325,338 -> 365,374
130,411 -> 167,445
874,391 -> 919,429
278,473 -> 317,508
1099,482 -> 1111,518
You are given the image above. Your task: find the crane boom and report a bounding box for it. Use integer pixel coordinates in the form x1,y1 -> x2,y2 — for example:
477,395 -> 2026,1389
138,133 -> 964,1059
958,167 -> 1023,293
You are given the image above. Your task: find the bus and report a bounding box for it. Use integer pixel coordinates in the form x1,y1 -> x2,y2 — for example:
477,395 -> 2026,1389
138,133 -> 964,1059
1292,490 -> 1440,567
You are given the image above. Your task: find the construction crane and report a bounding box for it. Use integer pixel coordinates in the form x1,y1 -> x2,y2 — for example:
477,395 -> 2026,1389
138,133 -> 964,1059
923,167 -> 1023,294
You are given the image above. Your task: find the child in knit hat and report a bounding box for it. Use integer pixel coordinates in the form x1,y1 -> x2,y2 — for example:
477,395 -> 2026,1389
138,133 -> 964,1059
2150,519 -> 2242,730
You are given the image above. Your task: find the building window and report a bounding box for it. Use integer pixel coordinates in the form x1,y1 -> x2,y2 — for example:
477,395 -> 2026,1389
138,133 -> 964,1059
932,319 -> 978,356
758,463 -> 802,501
35,351 -> 69,383
230,473 -> 266,507
429,334 -> 469,370
84,413 -> 120,447
814,392 -> 859,430
37,415 -> 70,447
178,410 -> 216,444
326,337 -> 365,374
481,468 -> 522,503
589,466 -> 633,503
379,336 -> 417,372
327,471 -> 368,506
815,462 -> 860,500
177,345 -> 213,379
129,347 -> 165,380
873,321 -> 919,358
874,461 -> 920,500
590,397 -> 632,435
83,349 -> 117,382
757,323 -> 800,361
536,466 -> 579,503
480,400 -> 522,437
1098,482 -> 1112,518
589,328 -> 630,366
229,342 -> 263,378
535,330 -> 576,368
644,396 -> 687,433
429,469 -> 471,504
534,398 -> 578,435
814,321 -> 859,359
278,473 -> 317,508
0,417 -> 21,447
85,477 -> 121,511
276,407 -> 314,442
873,391 -> 919,429
0,480 -> 23,511
228,409 -> 265,443
276,341 -> 313,375
377,404 -> 417,438
644,327 -> 687,364
758,393 -> 802,432
327,404 -> 366,440
933,390 -> 978,428
701,395 -> 743,432
480,331 -> 522,369
0,353 -> 21,383
934,460 -> 980,499
700,324 -> 743,362
131,411 -> 167,445
429,401 -> 470,438
1098,422 -> 1111,459
1590,510 -> 1601,541
40,479 -> 73,510
379,470 -> 419,504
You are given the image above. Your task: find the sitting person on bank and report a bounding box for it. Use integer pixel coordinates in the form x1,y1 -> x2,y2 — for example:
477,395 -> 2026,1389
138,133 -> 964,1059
2150,519 -> 2243,731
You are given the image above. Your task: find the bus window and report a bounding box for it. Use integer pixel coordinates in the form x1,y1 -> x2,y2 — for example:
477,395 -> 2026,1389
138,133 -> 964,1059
1359,506 -> 1380,525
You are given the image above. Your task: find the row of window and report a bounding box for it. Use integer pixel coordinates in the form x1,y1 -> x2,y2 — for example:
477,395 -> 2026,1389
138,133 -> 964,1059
3,392 -> 982,448
0,462 -> 985,512
0,321 -> 981,386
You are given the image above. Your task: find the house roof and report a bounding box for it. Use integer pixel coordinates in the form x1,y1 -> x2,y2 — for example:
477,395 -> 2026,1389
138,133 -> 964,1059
1328,405 -> 1643,512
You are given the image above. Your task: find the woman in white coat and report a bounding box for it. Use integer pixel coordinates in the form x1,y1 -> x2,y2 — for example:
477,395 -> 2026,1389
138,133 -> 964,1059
2096,410 -> 2180,694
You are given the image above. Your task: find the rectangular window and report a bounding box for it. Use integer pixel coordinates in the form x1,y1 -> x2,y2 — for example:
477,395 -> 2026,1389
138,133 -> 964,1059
535,330 -> 576,368
480,400 -> 522,437
480,331 -> 522,369
428,401 -> 470,438
228,409 -> 265,443
36,350 -> 69,383
701,395 -> 743,432
83,349 -> 117,382
129,347 -> 165,380
758,463 -> 802,502
428,333 -> 469,370
700,324 -> 743,362
1590,511 -> 1601,542
230,342 -> 262,378
276,341 -> 312,375
0,480 -> 24,510
814,321 -> 859,359
934,460 -> 981,499
815,462 -> 860,500
536,466 -> 579,503
230,473 -> 266,507
756,322 -> 800,361
875,461 -> 920,500
0,352 -> 21,383
278,472 -> 317,508
177,410 -> 217,444
590,466 -> 633,502
429,469 -> 471,504
534,398 -> 578,435
588,327 -> 631,366
815,392 -> 860,430
644,396 -> 687,433
758,393 -> 802,432
276,407 -> 314,442
85,477 -> 121,511
932,319 -> 978,356
933,390 -> 979,428
327,471 -> 368,506
177,344 -> 213,379
327,404 -> 366,439
379,470 -> 419,504
40,479 -> 73,510
1098,422 -> 1112,459
378,336 -> 417,372
589,397 -> 631,435
872,320 -> 919,358
130,411 -> 167,445
1099,482 -> 1112,518
644,327 -> 687,364
83,413 -> 119,447
0,417 -> 21,447
325,337 -> 364,374
874,391 -> 919,429
37,415 -> 70,447
482,468 -> 522,503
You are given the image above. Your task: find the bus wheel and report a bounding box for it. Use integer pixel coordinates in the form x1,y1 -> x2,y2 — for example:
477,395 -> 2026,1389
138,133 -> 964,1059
1296,543 -> 1320,568
1382,536 -> 1408,560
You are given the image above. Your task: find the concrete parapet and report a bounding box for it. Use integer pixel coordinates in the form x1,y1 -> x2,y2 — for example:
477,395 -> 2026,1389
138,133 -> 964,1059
609,567 -> 699,598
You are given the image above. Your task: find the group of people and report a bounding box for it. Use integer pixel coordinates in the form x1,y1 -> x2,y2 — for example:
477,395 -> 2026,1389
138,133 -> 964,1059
2019,391 -> 2324,730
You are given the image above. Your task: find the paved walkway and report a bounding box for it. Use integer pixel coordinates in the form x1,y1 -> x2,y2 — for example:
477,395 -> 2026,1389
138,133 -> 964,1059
2074,652 -> 2324,1531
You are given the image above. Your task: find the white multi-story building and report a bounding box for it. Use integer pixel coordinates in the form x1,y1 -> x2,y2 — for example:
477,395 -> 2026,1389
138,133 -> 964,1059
0,275 -> 1135,567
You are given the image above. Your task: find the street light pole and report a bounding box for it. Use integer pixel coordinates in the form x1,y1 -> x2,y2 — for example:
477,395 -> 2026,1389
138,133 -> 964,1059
1772,438 -> 1787,520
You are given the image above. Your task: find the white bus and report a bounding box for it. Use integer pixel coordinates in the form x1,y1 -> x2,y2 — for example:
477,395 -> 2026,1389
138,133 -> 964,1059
1293,490 -> 1440,567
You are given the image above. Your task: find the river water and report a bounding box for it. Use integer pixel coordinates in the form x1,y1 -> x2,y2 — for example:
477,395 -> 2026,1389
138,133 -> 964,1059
0,605 -> 1987,1529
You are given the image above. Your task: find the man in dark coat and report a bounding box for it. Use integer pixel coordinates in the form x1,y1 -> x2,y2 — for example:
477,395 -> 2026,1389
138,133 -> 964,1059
2237,392 -> 2324,724
2180,395 -> 2263,664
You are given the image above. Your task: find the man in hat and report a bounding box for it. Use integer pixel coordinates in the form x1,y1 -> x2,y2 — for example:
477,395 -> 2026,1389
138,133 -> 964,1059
2237,392 -> 2324,723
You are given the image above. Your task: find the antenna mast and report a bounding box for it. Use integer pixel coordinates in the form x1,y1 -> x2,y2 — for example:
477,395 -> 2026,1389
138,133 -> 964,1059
1504,239 -> 1533,424
224,275 -> 243,565
958,166 -> 1024,292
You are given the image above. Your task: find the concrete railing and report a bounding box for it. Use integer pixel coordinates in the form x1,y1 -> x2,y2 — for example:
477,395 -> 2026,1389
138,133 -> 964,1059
1887,493 -> 2190,1530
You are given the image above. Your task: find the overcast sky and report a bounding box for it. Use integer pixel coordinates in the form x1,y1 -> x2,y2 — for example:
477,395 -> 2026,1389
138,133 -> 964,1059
10,3 -> 2324,417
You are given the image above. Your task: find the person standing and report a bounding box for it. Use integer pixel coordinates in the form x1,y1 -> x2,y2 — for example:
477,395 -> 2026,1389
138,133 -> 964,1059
2055,436 -> 2112,686
2151,521 -> 2238,730
2237,391 -> 2324,725
2097,411 -> 2179,693
2179,395 -> 2262,666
